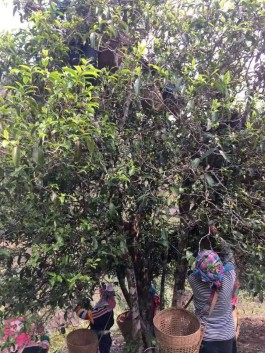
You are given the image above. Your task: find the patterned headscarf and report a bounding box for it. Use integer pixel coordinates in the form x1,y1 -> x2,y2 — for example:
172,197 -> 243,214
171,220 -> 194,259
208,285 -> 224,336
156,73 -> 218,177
193,250 -> 225,289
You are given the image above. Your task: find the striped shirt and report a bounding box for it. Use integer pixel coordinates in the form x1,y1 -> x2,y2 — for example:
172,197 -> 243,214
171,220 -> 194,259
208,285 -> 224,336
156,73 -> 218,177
189,269 -> 236,341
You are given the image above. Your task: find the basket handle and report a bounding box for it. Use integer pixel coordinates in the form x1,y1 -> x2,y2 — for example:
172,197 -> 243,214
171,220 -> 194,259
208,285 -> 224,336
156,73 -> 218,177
144,348 -> 156,353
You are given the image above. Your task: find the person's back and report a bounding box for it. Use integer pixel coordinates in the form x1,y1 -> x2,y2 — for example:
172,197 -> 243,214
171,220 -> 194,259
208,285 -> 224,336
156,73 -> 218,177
188,248 -> 237,353
189,269 -> 236,341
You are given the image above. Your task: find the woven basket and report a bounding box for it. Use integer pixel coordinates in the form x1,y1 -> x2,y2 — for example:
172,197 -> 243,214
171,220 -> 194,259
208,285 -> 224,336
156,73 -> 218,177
66,328 -> 98,353
153,308 -> 201,353
117,311 -> 133,340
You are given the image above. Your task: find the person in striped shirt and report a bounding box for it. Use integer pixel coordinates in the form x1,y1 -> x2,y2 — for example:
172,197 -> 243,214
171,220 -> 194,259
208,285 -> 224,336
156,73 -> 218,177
74,284 -> 115,353
189,232 -> 237,353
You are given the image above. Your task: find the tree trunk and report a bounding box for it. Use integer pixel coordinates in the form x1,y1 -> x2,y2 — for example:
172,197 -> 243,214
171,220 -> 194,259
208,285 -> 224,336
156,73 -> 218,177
125,256 -> 144,352
135,265 -> 153,348
171,259 -> 188,307
171,226 -> 188,307
117,265 -> 131,309
124,215 -> 154,350
160,248 -> 168,310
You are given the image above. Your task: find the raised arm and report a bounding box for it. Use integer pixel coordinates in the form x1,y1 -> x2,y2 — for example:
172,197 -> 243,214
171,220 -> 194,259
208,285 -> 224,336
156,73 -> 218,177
74,305 -> 94,323
210,225 -> 235,265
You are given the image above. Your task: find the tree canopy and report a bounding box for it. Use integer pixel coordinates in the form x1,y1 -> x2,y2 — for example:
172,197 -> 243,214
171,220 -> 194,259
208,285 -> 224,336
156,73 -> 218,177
0,0 -> 265,350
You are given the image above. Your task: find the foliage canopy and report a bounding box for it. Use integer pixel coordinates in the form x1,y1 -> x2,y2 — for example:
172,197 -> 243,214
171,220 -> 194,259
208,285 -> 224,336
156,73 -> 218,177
0,0 -> 265,347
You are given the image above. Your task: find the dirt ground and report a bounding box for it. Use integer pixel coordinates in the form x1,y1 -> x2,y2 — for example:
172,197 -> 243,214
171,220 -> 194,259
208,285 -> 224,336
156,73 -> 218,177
237,315 -> 265,353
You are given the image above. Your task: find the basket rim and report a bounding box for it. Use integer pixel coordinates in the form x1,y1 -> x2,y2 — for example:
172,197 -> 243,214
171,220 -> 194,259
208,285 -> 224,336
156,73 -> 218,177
117,310 -> 131,322
153,307 -> 201,339
67,328 -> 98,348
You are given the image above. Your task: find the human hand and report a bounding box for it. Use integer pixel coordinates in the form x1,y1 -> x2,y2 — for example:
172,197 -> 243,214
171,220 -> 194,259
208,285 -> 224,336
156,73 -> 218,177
209,224 -> 218,236
68,298 -> 80,311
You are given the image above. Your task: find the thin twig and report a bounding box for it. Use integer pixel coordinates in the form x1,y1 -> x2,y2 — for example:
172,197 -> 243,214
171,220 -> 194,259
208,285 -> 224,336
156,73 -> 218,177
198,227 -> 212,252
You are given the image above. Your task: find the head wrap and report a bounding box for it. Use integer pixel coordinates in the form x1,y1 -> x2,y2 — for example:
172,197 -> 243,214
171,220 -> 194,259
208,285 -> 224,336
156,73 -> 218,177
105,284 -> 115,293
193,250 -> 225,289
97,283 -> 116,309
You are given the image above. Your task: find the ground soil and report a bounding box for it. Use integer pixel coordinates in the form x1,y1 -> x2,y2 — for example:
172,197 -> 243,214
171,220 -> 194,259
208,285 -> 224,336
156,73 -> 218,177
237,315 -> 265,353
110,334 -> 124,353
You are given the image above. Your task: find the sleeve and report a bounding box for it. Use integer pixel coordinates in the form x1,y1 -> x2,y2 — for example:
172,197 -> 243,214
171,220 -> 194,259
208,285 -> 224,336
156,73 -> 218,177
188,274 -> 197,295
40,335 -> 50,350
74,305 -> 94,323
216,236 -> 235,265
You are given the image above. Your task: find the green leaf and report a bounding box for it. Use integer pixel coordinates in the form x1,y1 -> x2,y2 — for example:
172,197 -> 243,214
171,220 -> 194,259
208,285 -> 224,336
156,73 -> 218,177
119,21 -> 129,32
86,138 -> 95,155
201,147 -> 216,160
74,140 -> 82,162
109,202 -> 117,217
148,64 -> 160,71
160,229 -> 168,247
19,65 -> 31,71
12,145 -> 21,168
63,67 -> 78,77
92,237 -> 98,250
205,174 -> 216,186
0,248 -> 11,258
134,76 -> 141,96
41,57 -> 49,67
119,240 -> 127,254
42,49 -> 49,57
191,158 -> 200,169
10,68 -> 20,75
90,32 -> 96,48
32,145 -> 44,165
206,118 -> 212,131
3,129 -> 9,140
219,150 -> 230,162
223,71 -> 231,85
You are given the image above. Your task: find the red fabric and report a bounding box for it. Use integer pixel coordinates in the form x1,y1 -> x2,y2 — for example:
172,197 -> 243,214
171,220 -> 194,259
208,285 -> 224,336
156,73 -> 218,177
152,294 -> 160,317
232,280 -> 239,307
4,318 -> 31,348
2,317 -> 49,353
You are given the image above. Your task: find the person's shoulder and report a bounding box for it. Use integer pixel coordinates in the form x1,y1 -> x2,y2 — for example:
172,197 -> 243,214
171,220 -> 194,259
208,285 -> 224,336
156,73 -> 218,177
188,272 -> 200,286
223,267 -> 236,283
92,304 -> 112,313
224,266 -> 236,277
188,272 -> 194,281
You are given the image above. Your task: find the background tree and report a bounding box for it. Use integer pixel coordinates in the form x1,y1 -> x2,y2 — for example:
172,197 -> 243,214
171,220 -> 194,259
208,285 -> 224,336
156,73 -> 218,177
0,0 -> 265,351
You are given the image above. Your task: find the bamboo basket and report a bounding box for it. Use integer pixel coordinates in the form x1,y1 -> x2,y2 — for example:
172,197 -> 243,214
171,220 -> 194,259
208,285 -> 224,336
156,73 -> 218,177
66,328 -> 98,353
117,310 -> 133,341
153,308 -> 201,353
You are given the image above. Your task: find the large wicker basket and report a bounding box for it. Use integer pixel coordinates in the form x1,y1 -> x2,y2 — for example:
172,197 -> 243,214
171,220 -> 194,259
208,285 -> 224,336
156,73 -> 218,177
117,310 -> 133,341
153,308 -> 201,353
66,328 -> 98,353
